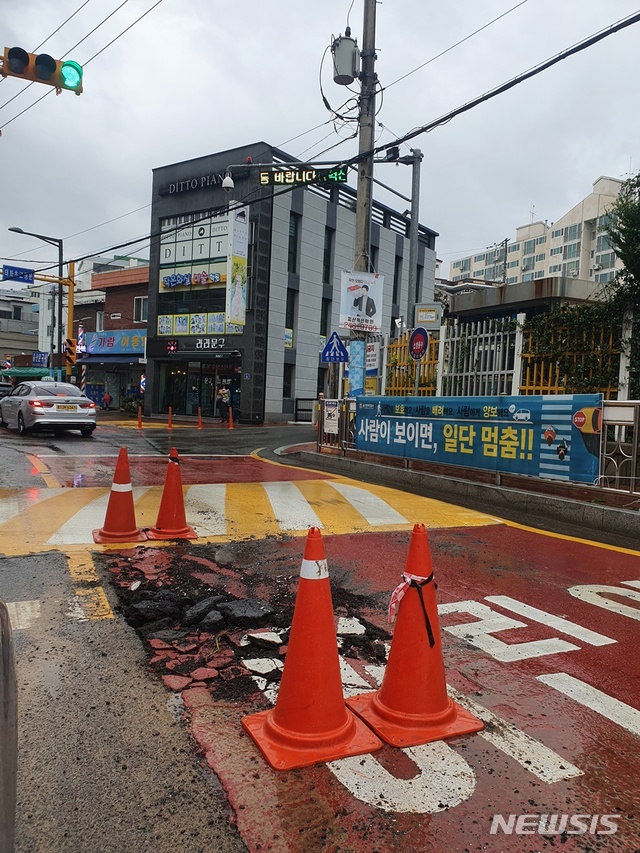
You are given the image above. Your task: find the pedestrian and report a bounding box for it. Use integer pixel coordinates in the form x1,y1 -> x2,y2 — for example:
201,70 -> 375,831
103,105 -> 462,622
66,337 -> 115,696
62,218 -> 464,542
217,387 -> 230,422
102,392 -> 112,410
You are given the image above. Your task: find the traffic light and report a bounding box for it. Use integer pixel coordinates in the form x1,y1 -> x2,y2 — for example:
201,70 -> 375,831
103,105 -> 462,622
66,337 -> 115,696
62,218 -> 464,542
1,47 -> 83,94
65,338 -> 77,366
166,340 -> 179,354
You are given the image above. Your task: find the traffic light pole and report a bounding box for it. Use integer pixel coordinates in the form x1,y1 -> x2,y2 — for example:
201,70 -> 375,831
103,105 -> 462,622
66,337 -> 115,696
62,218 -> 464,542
353,0 -> 377,275
56,240 -> 63,381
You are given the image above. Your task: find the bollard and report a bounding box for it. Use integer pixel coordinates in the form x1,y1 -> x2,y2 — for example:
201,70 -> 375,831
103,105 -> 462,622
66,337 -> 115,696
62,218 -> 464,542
168,405 -> 173,430
197,406 -> 203,430
137,405 -> 143,430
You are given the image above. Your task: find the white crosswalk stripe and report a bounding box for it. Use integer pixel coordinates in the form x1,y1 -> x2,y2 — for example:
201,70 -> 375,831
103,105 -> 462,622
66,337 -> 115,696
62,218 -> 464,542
262,481 -> 324,530
183,484 -> 227,536
47,488 -> 150,544
326,481 -> 408,525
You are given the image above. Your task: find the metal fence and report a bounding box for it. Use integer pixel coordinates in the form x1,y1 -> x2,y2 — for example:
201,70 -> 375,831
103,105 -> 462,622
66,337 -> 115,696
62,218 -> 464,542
0,598 -> 17,853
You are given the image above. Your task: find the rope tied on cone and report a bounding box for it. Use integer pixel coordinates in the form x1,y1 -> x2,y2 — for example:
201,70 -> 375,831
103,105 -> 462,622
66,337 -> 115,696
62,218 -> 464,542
388,572 -> 436,647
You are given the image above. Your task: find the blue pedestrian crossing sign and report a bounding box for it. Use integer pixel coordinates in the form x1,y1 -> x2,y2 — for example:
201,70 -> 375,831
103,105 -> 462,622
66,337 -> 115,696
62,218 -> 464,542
321,332 -> 349,363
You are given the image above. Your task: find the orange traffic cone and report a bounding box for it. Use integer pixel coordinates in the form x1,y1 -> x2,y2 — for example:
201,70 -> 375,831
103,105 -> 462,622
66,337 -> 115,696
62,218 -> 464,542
146,448 -> 197,540
93,447 -> 147,543
346,523 -> 484,747
242,527 -> 382,770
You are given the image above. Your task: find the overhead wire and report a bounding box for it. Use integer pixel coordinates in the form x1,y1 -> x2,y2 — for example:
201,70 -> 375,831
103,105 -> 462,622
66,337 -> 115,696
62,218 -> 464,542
0,0 -> 164,131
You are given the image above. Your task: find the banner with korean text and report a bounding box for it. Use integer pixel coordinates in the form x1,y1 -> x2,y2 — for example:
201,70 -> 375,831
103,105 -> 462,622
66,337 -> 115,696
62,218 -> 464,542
355,394 -> 603,485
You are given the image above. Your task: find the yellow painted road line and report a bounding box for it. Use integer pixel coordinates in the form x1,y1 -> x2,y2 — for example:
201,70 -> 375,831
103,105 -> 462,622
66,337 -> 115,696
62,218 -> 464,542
226,481 -> 281,540
65,552 -> 114,620
501,517 -> 640,555
328,476 -> 502,529
295,479 -> 384,534
26,453 -> 61,489
0,488 -> 106,556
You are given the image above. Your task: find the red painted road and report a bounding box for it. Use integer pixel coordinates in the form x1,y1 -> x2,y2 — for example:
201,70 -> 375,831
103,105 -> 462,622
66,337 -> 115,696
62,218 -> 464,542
114,523 -> 640,852
43,454 -> 329,486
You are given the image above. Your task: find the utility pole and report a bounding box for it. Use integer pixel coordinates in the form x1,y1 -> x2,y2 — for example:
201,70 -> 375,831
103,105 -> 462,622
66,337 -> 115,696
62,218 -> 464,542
502,236 -> 508,283
353,0 -> 377,274
398,148 -> 423,328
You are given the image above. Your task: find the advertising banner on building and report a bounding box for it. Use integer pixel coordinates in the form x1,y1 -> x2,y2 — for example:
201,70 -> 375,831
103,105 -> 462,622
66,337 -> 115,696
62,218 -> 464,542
226,206 -> 249,328
339,271 -> 383,333
355,393 -> 603,485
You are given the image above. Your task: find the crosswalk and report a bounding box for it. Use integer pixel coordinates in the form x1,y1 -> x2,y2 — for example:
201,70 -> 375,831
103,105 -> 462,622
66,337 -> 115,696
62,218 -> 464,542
0,478 -> 501,555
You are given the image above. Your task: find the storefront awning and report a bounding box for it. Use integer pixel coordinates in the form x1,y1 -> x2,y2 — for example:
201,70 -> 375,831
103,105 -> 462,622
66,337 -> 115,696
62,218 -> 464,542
77,355 -> 144,365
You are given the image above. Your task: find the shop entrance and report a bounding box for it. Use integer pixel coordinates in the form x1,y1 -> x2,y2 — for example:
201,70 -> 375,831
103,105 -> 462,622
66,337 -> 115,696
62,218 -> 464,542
159,359 -> 240,418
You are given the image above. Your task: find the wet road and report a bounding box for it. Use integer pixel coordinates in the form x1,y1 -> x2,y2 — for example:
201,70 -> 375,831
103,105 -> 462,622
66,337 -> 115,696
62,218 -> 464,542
0,418 -> 638,852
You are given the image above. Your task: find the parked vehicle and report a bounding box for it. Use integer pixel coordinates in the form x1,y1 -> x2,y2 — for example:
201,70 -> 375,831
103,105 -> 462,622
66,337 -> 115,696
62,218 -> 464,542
0,382 -> 13,399
0,379 -> 97,437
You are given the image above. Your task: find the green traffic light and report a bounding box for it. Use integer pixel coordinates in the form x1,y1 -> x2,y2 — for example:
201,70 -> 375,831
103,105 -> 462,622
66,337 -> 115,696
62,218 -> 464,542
59,60 -> 82,90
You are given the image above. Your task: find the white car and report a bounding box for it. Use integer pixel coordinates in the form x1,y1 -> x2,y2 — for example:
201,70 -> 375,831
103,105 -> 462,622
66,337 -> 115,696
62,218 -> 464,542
0,380 -> 97,437
513,408 -> 531,422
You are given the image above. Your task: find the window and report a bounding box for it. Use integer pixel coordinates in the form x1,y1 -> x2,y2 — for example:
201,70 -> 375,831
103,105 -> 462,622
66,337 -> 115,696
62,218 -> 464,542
550,246 -> 563,256
96,310 -> 104,332
393,255 -> 403,304
535,236 -> 547,245
534,270 -> 545,279
507,276 -> 518,284
287,213 -> 300,274
283,363 -> 294,399
133,296 -> 148,322
565,223 -> 582,242
12,305 -> 22,320
549,264 -> 563,273
596,251 -> 616,269
508,243 -> 520,253
285,288 -> 297,330
564,241 -> 581,260
320,298 -> 331,338
474,253 -> 486,263
523,240 -> 535,256
563,261 -> 579,275
522,272 -> 533,282
596,234 -> 612,252
369,245 -> 379,273
551,228 -> 563,239
322,228 -> 334,284
535,253 -> 546,262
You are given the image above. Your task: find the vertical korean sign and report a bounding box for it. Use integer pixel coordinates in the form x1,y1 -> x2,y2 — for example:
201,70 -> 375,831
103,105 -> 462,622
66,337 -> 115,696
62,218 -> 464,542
226,206 -> 249,328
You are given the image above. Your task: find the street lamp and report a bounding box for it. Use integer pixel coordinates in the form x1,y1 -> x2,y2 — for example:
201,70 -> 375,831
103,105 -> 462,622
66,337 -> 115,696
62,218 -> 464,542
8,227 -> 63,378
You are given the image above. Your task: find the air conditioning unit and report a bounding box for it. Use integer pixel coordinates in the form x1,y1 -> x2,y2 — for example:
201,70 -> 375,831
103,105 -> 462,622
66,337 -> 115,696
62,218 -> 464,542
593,263 -> 602,270
570,270 -> 579,277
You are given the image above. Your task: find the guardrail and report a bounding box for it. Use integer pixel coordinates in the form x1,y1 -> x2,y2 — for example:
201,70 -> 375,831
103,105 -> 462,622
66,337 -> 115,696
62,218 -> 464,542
0,598 -> 17,853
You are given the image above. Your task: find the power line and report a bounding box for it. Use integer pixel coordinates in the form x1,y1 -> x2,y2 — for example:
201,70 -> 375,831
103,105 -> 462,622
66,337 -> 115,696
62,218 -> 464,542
0,0 -> 164,131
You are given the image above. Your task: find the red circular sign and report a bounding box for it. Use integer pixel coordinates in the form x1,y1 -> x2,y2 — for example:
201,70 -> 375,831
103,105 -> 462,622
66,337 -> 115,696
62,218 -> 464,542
573,410 -> 586,428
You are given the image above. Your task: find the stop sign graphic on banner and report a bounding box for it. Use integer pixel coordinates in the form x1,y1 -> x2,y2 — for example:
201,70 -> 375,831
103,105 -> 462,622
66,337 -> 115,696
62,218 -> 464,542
573,410 -> 586,429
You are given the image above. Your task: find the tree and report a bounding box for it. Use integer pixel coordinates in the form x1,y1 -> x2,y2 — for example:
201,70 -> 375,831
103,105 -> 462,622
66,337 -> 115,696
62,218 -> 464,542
606,172 -> 640,307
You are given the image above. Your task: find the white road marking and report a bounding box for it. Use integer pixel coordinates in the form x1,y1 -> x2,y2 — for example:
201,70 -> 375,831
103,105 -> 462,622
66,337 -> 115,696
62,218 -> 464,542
621,579 -> 640,588
438,600 -> 580,661
361,664 -> 582,783
328,740 -> 477,814
262,481 -> 323,530
485,595 -> 616,646
46,487 -> 149,544
537,672 -> 640,737
449,687 -> 583,783
5,599 -> 41,630
185,485 -> 227,536
568,583 -> 640,622
326,481 -> 408,525
0,495 -> 20,526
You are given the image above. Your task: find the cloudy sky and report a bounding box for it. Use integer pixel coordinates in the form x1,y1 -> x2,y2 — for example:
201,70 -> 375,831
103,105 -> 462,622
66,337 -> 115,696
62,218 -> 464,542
2,0 -> 639,278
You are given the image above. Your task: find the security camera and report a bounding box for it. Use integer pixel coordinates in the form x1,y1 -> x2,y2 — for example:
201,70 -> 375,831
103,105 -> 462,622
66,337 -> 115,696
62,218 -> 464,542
222,172 -> 234,193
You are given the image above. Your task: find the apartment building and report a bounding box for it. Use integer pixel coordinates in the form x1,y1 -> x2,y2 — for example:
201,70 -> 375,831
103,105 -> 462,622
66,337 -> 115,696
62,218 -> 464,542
449,176 -> 623,287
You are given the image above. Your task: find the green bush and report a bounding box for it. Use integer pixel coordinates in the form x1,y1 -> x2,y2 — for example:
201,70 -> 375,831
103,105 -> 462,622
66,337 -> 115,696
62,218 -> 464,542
120,395 -> 144,414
